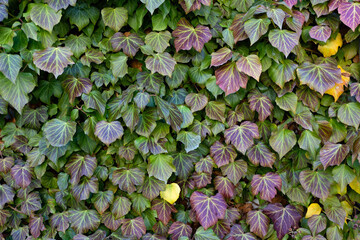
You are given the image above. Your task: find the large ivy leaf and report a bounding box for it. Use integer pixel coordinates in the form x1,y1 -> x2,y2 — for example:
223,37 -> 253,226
297,59 -> 342,95
309,25 -> 331,42
169,222 -> 192,240
121,217 -> 146,239
0,53 -> 22,83
94,121 -> 124,145
210,141 -> 237,167
319,143 -> 349,168
43,119 -> 76,147
33,47 -> 74,78
65,154 -> 97,185
247,142 -> 276,168
145,52 -> 176,77
338,2 -> 360,31
172,18 -> 211,52
268,29 -> 299,57
263,204 -> 301,239
215,62 -> 248,96
62,76 -> 92,103
111,32 -> 144,57
269,128 -> 296,159
11,164 -> 31,188
101,7 -> 128,32
190,191 -> 227,230
69,210 -> 101,234
246,210 -> 269,238
224,121 -> 259,154
251,172 -> 281,202
236,55 -> 262,81
299,170 -> 331,200
30,3 -> 61,32
29,215 -> 45,238
0,72 -> 36,113
151,199 -> 177,225
112,168 -> 144,194
45,0 -> 76,11
147,154 -> 175,182
337,102 -> 360,130
140,0 -> 165,14
244,18 -> 271,45
145,31 -> 172,53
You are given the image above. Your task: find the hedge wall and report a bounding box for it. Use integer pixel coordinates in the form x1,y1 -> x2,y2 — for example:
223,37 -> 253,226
0,0 -> 359,239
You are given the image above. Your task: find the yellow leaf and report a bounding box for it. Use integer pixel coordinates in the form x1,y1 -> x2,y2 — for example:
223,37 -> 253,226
350,176 -> 360,194
325,66 -> 350,102
341,201 -> 353,218
318,33 -> 343,57
160,183 -> 181,204
331,183 -> 347,195
305,203 -> 322,218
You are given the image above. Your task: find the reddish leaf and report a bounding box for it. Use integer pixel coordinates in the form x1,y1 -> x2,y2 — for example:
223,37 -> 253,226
168,222 -> 192,240
151,199 -> 177,225
215,62 -> 248,96
224,121 -> 259,154
211,47 -> 232,67
247,142 -> 276,168
29,215 -> 45,238
210,141 -> 237,167
121,217 -> 146,239
246,210 -> 270,238
251,172 -> 282,202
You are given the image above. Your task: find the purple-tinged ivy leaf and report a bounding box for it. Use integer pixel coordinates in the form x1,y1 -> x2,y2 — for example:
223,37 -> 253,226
45,0 -> 76,11
210,141 -> 237,167
329,0 -> 346,12
269,29 -> 299,57
284,0 -> 298,8
190,191 -> 227,230
145,31 -> 172,53
135,136 -> 167,155
71,176 -> 98,201
227,224 -> 257,240
230,14 -> 248,43
134,92 -> 150,111
185,93 -> 208,112
244,18 -> 271,45
0,4 -> 8,22
213,220 -> 230,239
236,55 -> 262,81
69,210 -> 101,234
299,170 -> 331,200
251,172 -> 282,202
112,168 -> 144,194
350,83 -> 360,102
214,176 -> 235,199
142,233 -> 166,240
33,47 -> 74,78
50,212 -> 69,233
138,176 -> 166,201
80,49 -> 105,66
248,90 -> 273,121
215,62 -> 248,96
263,204 -> 302,239
29,215 -> 45,238
10,164 -> 31,189
227,109 -> 244,127
337,102 -> 360,130
168,222 -> 192,240
246,210 -> 270,238
269,128 -> 297,159
195,156 -> 214,174
147,154 -> 175,183
247,142 -> 276,168
11,227 -> 29,240
65,154 -> 97,185
294,110 -> 313,131
297,59 -> 342,95
338,2 -> 360,31
145,52 -> 176,77
172,18 -> 211,52
220,160 -> 247,185
224,121 -> 259,154
0,53 -> 22,84
308,214 -> 327,235
179,0 -> 211,14
324,198 -> 346,229
0,157 -> 13,173
192,172 -> 211,188
205,101 -> 226,122
93,191 -> 114,214
267,8 -> 286,29
309,25 -> 331,42
21,106 -> 48,130
121,217 -> 146,239
11,135 -> 31,154
302,235 -> 327,240
44,119 -> 76,147
21,192 -> 41,215
0,184 -> 14,208
102,211 -> 122,231
111,32 -> 144,57
151,199 -> 177,225
62,76 -> 92,103
137,71 -> 163,94
118,144 -> 137,161
111,196 -> 131,219
210,47 -> 232,67
94,121 -> 123,145
319,143 -> 349,169
101,7 -> 128,32
269,60 -> 298,88
296,86 -> 321,111
30,3 -> 61,32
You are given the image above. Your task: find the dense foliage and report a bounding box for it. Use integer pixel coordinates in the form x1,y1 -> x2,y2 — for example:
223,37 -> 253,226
0,0 -> 360,239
